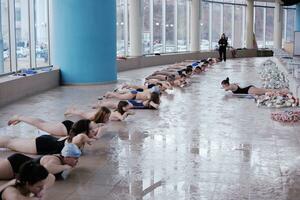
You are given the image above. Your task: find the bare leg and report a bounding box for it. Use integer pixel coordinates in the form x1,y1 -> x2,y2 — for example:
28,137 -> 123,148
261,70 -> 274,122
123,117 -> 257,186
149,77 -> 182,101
65,107 -> 96,120
0,137 -> 37,154
92,101 -> 117,109
98,101 -> 117,109
146,75 -> 167,81
0,159 -> 14,180
249,87 -> 288,96
153,71 -> 174,76
105,92 -> 135,100
8,115 -> 68,137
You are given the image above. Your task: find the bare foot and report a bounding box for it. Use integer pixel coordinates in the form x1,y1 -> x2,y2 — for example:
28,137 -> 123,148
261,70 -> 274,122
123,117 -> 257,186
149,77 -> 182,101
8,115 -> 21,126
121,83 -> 129,89
104,92 -> 113,98
64,107 -> 76,116
92,101 -> 102,109
92,104 -> 99,109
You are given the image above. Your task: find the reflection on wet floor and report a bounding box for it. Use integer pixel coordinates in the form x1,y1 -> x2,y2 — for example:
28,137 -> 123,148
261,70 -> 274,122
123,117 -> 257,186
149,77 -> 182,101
1,57 -> 300,199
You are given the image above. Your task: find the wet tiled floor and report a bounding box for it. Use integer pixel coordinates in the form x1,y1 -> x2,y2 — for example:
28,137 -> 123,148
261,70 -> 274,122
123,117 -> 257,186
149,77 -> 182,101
0,57 -> 299,200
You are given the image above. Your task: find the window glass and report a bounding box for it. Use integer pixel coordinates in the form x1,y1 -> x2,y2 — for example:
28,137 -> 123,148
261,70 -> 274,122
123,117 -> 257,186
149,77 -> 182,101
234,5 -> 243,48
153,0 -> 163,53
165,0 -> 175,52
234,0 -> 245,4
0,0 -> 10,73
255,6 -> 264,47
212,3 -> 221,49
35,0 -> 49,67
177,0 -> 188,52
286,8 -> 295,42
265,7 -> 274,48
224,4 -> 233,46
117,0 -> 125,56
15,0 -> 30,69
282,9 -> 286,41
114,0 -> 296,54
200,2 -> 209,50
143,0 -> 151,54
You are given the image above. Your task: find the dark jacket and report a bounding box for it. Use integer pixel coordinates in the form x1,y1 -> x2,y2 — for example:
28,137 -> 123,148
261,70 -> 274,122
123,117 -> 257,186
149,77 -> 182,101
218,38 -> 228,49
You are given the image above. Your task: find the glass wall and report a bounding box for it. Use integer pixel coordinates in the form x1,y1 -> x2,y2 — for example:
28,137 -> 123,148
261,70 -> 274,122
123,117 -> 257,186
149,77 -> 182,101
254,5 -> 264,47
200,1 -> 209,50
0,0 -> 50,75
165,0 -> 176,52
253,3 -> 295,48
234,5 -> 244,48
0,0 -> 297,74
286,8 -> 296,42
143,0 -> 151,54
0,0 -> 10,73
15,0 -> 30,69
34,0 -> 49,67
212,3 -> 221,49
177,0 -> 187,51
116,0 -> 126,56
265,4 -> 274,47
153,0 -> 163,53
116,0 -> 296,56
223,4 -> 233,47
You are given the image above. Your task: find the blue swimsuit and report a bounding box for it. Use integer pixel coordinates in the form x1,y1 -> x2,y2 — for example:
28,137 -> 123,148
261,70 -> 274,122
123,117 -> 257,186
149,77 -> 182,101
128,100 -> 146,109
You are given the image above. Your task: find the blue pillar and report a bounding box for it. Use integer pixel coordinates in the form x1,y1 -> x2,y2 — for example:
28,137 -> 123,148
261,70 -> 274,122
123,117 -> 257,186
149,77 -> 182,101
52,0 -> 117,84
296,3 -> 300,31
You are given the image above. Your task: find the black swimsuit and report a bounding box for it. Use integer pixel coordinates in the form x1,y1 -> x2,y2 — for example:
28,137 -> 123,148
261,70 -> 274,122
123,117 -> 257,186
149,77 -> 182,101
232,85 -> 254,94
62,120 -> 74,134
7,153 -> 35,174
35,120 -> 74,155
7,153 -> 64,179
35,135 -> 66,155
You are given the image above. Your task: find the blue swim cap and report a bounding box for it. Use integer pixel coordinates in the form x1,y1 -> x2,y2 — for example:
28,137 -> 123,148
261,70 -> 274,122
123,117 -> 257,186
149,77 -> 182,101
61,143 -> 82,158
150,86 -> 160,94
192,62 -> 199,67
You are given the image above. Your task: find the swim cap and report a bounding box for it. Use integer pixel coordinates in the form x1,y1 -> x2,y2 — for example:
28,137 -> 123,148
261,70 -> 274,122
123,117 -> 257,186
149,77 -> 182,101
150,86 -> 160,94
61,143 -> 82,158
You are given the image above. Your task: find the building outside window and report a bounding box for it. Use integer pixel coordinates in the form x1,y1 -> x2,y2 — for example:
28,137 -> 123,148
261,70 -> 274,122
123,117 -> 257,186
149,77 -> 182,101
34,0 -> 49,67
0,0 -> 297,73
0,0 -> 10,74
115,0 -> 296,56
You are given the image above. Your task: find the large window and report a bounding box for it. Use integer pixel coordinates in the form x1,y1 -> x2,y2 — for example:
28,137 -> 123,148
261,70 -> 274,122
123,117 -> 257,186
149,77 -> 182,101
116,0 -> 296,56
200,1 -> 209,50
265,5 -> 274,47
165,0 -> 176,52
223,4 -> 233,46
252,3 -> 295,48
0,0 -> 10,73
286,8 -> 295,42
143,0 -> 151,54
15,0 -> 30,69
0,0 -> 297,74
117,0 -> 126,56
153,0 -> 163,53
34,0 -> 49,67
0,0 -> 50,75
254,6 -> 265,48
234,5 -> 243,48
212,3 -> 221,49
177,0 -> 188,52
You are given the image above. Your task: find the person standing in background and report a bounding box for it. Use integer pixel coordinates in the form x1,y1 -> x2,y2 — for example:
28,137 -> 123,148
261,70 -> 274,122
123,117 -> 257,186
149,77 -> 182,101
218,33 -> 228,62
